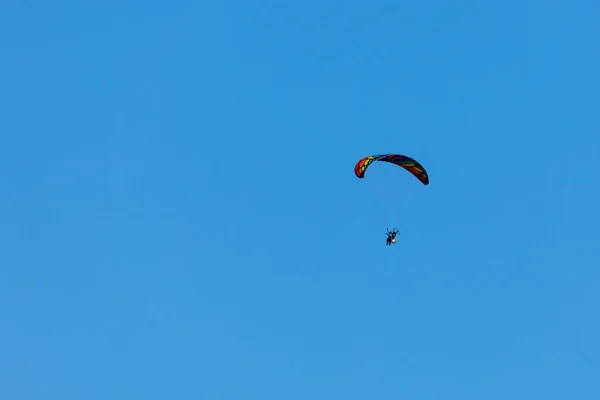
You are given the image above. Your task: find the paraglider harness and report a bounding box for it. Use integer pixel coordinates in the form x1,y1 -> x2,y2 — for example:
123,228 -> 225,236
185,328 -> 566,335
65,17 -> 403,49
386,228 -> 398,246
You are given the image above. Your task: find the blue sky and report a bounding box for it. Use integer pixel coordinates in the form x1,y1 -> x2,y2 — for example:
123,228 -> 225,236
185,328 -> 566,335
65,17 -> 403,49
1,0 -> 599,398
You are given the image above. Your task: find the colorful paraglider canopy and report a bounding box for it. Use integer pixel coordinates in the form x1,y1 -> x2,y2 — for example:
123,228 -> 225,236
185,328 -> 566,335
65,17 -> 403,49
354,154 -> 429,185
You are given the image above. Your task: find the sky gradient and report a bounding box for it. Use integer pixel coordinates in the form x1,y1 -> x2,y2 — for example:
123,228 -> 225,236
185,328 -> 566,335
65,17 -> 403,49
1,1 -> 599,399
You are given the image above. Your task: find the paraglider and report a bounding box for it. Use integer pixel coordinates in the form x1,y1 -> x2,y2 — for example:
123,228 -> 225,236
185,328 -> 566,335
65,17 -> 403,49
354,153 -> 429,246
386,228 -> 398,246
354,153 -> 429,185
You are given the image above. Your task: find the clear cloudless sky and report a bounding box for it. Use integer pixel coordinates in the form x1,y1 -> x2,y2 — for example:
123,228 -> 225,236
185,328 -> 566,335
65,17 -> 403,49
1,0 -> 599,399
